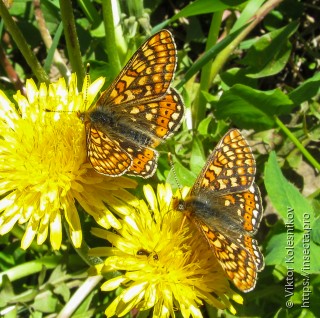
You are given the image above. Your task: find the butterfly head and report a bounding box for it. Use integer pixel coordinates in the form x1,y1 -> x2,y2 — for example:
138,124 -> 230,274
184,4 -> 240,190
77,111 -> 92,129
77,111 -> 85,122
172,196 -> 187,213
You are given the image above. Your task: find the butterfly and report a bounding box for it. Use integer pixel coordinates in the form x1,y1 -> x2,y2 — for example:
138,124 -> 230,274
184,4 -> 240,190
79,30 -> 184,178
174,129 -> 264,292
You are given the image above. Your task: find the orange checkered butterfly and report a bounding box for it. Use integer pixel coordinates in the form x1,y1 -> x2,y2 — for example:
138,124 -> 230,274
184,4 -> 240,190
79,30 -> 184,178
175,129 -> 264,292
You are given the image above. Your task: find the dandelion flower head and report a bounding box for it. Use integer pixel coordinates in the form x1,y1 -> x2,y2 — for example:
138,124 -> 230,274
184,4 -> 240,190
0,75 -> 136,250
91,183 -> 242,317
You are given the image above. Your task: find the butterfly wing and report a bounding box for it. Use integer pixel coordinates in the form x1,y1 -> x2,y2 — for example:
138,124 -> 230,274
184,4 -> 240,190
87,88 -> 183,178
83,30 -> 183,178
180,129 -> 264,291
116,88 -> 184,146
86,125 -> 132,176
122,87 -> 184,177
96,30 -> 177,108
231,183 -> 263,235
182,188 -> 264,292
191,129 -> 256,196
126,147 -> 159,178
134,88 -> 184,141
195,183 -> 263,235
194,217 -> 262,292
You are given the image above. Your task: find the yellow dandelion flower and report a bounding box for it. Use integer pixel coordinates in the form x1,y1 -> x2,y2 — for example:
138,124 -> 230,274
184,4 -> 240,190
0,75 -> 137,250
90,184 -> 242,317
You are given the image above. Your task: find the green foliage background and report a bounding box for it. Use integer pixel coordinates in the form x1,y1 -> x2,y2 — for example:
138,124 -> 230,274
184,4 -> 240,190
0,0 -> 319,317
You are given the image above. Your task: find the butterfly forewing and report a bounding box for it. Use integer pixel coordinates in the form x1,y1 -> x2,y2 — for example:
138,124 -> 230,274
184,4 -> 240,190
191,129 -> 256,196
97,30 -> 177,108
117,88 -> 184,146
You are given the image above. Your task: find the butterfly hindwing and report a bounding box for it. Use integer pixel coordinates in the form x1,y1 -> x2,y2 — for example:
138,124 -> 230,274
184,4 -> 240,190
87,125 -> 131,176
196,219 -> 258,292
127,147 -> 159,178
232,183 -> 263,234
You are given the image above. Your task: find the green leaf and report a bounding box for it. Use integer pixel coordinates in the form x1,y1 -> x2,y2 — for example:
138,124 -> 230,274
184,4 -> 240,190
44,22 -> 63,73
33,290 -> 58,312
215,84 -> 294,130
0,275 -> 15,307
197,116 -> 214,135
201,91 -> 217,103
166,136 -> 206,189
311,217 -> 320,245
220,68 -> 258,89
54,282 -> 71,302
88,61 -> 113,88
190,137 -> 206,175
265,231 -> 320,273
231,0 -> 264,32
242,21 -> 299,78
264,151 -> 314,230
167,160 -> 197,189
176,26 -> 246,90
77,0 -> 101,28
8,0 -> 29,15
153,0 -> 247,31
74,289 -> 96,315
170,0 -> 246,20
288,72 -> 320,105
90,21 -> 106,37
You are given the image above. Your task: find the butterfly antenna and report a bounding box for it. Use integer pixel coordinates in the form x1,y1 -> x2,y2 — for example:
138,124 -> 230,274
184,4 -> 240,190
168,152 -> 182,194
45,67 -> 92,114
168,152 -> 187,232
83,63 -> 91,110
44,109 -> 71,114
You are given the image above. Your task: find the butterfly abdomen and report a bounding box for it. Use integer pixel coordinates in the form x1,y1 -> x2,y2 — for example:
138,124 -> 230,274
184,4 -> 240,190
121,128 -> 154,146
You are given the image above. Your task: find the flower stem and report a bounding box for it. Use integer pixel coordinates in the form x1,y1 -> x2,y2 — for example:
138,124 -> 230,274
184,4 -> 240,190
0,0 -> 49,84
34,0 -> 70,80
57,275 -> 103,318
191,0 -> 283,128
0,42 -> 25,92
59,0 -> 85,89
274,115 -> 320,171
0,256 -> 62,286
102,0 -> 122,78
192,11 -> 223,129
